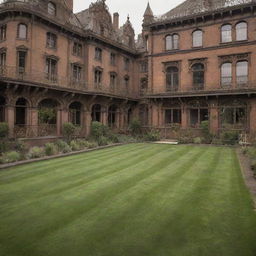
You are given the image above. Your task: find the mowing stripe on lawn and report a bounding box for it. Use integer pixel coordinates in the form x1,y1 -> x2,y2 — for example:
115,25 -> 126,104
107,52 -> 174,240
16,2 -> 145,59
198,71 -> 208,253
0,144 -> 256,256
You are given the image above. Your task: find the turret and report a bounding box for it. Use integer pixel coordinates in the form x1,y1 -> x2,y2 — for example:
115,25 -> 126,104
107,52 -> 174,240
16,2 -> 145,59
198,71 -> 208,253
143,2 -> 154,25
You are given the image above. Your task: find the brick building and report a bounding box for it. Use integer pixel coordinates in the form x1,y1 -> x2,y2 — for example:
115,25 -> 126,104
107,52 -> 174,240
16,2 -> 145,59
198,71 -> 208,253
0,0 -> 256,141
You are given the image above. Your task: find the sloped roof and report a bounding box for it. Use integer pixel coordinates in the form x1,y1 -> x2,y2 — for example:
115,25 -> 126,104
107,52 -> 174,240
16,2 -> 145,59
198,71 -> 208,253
144,2 -> 153,17
157,0 -> 253,22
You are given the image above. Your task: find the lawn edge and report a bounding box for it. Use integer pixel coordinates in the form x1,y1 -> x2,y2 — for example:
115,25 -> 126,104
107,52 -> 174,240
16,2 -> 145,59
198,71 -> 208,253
0,143 -> 129,171
236,148 -> 256,209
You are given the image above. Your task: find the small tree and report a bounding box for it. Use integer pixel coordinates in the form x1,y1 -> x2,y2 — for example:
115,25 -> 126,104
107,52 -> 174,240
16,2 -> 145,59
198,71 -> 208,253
63,122 -> 76,141
0,122 -> 9,138
129,119 -> 142,135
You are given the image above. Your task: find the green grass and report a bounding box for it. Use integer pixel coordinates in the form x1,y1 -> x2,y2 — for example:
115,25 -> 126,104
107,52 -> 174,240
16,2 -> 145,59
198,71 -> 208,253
0,144 -> 256,256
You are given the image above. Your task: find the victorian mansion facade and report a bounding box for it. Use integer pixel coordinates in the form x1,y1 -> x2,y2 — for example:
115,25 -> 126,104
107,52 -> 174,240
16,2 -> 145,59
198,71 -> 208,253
0,0 -> 256,140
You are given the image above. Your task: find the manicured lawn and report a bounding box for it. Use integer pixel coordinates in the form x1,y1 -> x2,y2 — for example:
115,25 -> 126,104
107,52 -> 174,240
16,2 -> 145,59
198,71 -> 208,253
0,144 -> 256,256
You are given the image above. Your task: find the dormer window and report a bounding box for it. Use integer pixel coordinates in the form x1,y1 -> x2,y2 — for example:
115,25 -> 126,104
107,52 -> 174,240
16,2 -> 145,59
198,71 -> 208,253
48,2 -> 56,16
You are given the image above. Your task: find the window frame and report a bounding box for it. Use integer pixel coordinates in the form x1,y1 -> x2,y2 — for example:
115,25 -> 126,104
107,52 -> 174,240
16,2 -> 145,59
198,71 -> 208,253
46,32 -> 57,49
17,23 -> 27,40
235,21 -> 248,41
192,29 -> 203,48
221,24 -> 232,43
165,34 -> 179,51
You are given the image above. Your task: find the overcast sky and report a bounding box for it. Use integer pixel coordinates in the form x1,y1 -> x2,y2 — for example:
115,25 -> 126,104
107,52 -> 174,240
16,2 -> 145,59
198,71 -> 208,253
73,0 -> 184,36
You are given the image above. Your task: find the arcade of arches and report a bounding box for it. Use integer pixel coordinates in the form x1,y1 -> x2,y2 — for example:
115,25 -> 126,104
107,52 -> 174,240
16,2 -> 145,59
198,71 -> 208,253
0,92 -> 255,139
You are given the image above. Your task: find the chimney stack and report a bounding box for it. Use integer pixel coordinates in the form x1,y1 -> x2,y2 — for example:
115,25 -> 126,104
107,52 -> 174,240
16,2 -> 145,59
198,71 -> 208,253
113,12 -> 119,31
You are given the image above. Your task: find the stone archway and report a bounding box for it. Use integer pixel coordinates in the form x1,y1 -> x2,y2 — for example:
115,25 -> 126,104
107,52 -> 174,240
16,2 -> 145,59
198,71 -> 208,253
0,96 -> 6,122
38,98 -> 60,136
91,104 -> 102,123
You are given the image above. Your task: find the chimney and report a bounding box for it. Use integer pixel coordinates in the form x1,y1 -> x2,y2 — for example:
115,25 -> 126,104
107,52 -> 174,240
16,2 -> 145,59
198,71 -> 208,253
113,12 -> 119,31
65,0 -> 73,12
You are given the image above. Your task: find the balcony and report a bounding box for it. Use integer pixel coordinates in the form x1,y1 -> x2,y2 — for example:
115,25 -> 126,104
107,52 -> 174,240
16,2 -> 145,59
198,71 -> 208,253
143,81 -> 256,98
0,66 -> 136,99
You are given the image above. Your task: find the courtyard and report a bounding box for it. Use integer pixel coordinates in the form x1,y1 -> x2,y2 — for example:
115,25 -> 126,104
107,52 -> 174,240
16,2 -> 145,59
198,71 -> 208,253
0,143 -> 256,256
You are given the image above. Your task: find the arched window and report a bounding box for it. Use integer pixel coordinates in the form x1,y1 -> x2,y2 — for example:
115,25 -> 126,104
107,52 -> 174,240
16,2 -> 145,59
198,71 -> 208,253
17,23 -> 27,39
91,104 -> 101,122
166,34 -> 179,50
124,76 -> 129,90
0,96 -> 6,122
108,105 -> 117,127
139,105 -> 148,126
192,63 -> 204,89
15,98 -> 27,125
166,66 -> 179,91
140,77 -> 148,95
221,63 -> 232,86
192,30 -> 203,47
236,61 -> 248,84
221,24 -> 232,43
69,102 -> 82,126
236,22 -> 247,41
48,2 -> 56,16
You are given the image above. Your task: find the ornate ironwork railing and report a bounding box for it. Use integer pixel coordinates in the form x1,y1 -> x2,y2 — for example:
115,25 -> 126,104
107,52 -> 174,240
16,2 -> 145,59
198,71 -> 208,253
14,124 -> 57,138
143,80 -> 256,96
0,66 -> 136,98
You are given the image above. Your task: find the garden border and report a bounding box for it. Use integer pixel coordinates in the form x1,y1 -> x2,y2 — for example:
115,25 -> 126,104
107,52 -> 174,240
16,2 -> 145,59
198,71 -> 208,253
236,148 -> 256,209
0,143 -> 124,171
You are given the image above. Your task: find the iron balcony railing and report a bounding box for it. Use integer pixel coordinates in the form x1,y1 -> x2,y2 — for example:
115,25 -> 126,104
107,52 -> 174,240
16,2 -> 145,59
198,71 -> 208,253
0,66 -> 136,98
143,80 -> 256,96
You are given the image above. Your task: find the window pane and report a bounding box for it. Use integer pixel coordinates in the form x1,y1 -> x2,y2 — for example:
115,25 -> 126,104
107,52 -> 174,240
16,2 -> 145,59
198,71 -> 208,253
18,24 -> 27,39
236,61 -> 248,84
221,63 -> 232,85
173,34 -> 179,49
221,24 -> 232,42
236,22 -> 247,41
166,36 -> 173,50
193,30 -> 202,47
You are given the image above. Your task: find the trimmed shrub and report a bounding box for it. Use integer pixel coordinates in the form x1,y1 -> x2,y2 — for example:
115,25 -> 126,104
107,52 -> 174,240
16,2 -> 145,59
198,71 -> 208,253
45,143 -> 58,156
0,122 -> 9,138
220,131 -> 239,145
87,142 -> 98,149
107,133 -> 119,143
193,137 -> 203,144
129,119 -> 142,135
97,136 -> 109,146
0,151 -> 21,164
144,130 -> 160,142
91,121 -> 109,139
70,140 -> 81,151
76,139 -> 89,149
27,147 -> 45,159
211,138 -> 223,145
200,121 -> 213,144
0,141 -> 8,153
55,140 -> 72,154
116,134 -> 138,143
63,123 -> 76,141
251,159 -> 256,178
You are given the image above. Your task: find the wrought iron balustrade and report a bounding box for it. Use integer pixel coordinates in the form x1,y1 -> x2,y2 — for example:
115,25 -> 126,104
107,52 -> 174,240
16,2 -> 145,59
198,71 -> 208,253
0,66 -> 136,98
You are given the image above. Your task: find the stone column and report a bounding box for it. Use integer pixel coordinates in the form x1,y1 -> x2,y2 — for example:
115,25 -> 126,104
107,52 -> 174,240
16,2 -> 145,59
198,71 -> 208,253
102,107 -> 108,126
84,110 -> 92,136
209,100 -> 219,135
56,109 -> 62,137
30,107 -> 38,137
6,105 -> 15,138
181,105 -> 188,129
